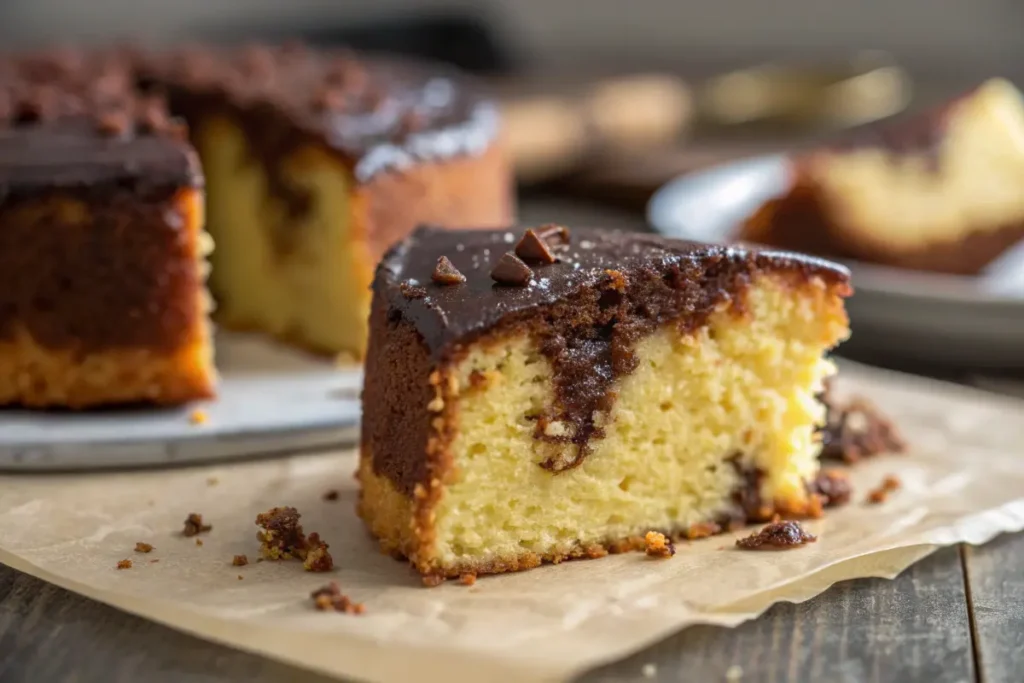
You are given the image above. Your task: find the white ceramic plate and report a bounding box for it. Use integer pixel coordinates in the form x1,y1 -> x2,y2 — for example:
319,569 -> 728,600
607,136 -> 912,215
0,331 -> 361,471
648,154 -> 1024,368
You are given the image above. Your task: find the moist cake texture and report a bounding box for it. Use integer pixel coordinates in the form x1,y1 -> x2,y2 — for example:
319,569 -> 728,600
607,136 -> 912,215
741,78 -> 1024,274
358,225 -> 851,581
143,44 -> 511,359
0,51 -> 214,408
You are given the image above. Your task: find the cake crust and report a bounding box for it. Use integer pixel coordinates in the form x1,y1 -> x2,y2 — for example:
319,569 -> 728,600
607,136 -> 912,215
359,226 -> 851,581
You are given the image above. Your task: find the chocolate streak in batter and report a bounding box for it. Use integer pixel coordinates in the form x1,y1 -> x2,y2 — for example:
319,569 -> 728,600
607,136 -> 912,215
376,226 -> 850,479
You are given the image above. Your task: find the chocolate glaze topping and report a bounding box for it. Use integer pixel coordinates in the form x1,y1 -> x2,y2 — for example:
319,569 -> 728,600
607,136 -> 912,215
143,44 -> 498,183
0,49 -> 201,199
378,226 -> 850,471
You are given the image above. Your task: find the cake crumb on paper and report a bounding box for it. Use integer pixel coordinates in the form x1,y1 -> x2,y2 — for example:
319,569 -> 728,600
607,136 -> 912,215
134,542 -> 153,553
641,663 -> 657,678
311,582 -> 364,614
182,513 -> 212,537
459,573 -> 477,586
189,409 -> 208,425
736,521 -> 816,550
232,554 -> 248,567
644,531 -> 675,558
116,559 -> 132,570
256,506 -> 334,571
866,474 -> 902,504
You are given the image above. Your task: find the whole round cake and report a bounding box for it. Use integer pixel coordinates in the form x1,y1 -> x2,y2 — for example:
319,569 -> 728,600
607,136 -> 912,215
0,45 -> 513,408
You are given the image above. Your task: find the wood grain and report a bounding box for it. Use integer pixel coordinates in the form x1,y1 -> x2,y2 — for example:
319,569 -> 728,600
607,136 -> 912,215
583,546 -> 975,683
0,546 -> 977,683
962,534 -> 1024,683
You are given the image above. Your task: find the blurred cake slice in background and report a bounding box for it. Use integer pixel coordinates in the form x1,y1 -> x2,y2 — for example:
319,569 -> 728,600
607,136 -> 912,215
740,78 -> 1024,274
0,51 -> 215,408
143,45 -> 512,360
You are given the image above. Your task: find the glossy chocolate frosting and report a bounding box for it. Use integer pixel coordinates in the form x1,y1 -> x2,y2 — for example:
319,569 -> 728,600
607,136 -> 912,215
0,50 -> 201,200
144,44 -> 499,183
377,225 -> 849,357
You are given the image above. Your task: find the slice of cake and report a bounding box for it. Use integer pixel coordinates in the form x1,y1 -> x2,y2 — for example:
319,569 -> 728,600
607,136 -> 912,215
740,79 -> 1024,274
0,51 -> 214,408
143,45 -> 512,359
358,225 -> 851,582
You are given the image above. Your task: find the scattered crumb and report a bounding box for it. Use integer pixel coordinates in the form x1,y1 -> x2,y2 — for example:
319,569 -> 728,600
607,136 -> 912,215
811,468 -> 852,507
725,664 -> 744,681
303,533 -> 335,572
256,557 -> 264,563
422,575 -> 445,588
819,383 -> 906,463
237,575 -> 244,581
182,513 -> 212,537
644,531 -> 676,558
189,409 -> 208,425
116,559 -> 132,570
322,489 -> 340,502
866,474 -> 902,504
134,542 -> 154,554
149,559 -> 160,563
256,506 -> 333,571
736,521 -> 817,550
641,663 -> 657,678
206,476 -> 219,486
195,538 -> 203,547
232,554 -> 249,567
685,522 -> 721,540
459,573 -> 477,586
311,582 -> 364,614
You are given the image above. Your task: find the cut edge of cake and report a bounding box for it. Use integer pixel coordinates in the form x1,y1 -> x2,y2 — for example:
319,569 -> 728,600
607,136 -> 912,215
357,226 -> 851,582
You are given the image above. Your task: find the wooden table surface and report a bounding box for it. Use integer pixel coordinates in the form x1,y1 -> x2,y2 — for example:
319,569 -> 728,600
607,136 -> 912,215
2,200 -> 1023,683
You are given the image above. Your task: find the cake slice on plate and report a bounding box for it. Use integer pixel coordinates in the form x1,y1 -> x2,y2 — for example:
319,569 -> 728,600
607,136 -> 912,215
358,224 -> 851,582
0,51 -> 214,408
741,78 -> 1024,274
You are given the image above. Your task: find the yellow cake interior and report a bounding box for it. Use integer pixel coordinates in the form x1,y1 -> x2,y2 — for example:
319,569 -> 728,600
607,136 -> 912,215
360,272 -> 850,575
814,78 -> 1024,248
195,115 -> 372,359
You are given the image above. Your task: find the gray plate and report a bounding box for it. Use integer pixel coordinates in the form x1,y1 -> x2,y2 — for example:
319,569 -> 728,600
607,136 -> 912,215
0,331 -> 361,471
648,154 -> 1024,368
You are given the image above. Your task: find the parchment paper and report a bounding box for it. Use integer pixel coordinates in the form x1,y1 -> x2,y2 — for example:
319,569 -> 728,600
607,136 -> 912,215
1,361 -> 1023,683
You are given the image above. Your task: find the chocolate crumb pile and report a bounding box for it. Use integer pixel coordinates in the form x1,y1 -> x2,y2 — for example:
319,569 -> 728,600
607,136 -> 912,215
134,542 -> 154,553
644,531 -> 676,558
866,474 -> 902,504
311,581 -> 364,614
182,512 -> 212,537
255,506 -> 334,572
232,554 -> 249,567
116,559 -> 133,570
736,520 -> 817,550
819,382 -> 906,463
810,468 -> 853,508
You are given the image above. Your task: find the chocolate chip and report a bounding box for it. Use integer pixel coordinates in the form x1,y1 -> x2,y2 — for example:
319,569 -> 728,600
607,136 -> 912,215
536,224 -> 570,247
491,252 -> 533,286
515,228 -> 558,264
95,109 -> 130,137
432,256 -> 466,285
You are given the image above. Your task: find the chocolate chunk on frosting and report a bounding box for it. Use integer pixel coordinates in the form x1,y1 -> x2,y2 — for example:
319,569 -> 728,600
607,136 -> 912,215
432,256 -> 466,285
490,252 -> 533,286
515,228 -> 558,264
